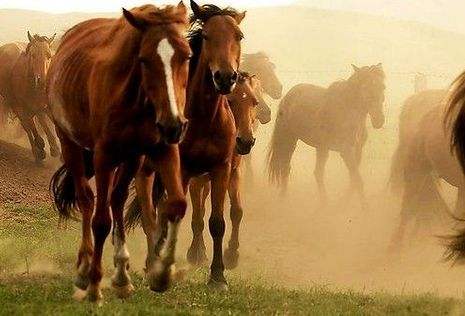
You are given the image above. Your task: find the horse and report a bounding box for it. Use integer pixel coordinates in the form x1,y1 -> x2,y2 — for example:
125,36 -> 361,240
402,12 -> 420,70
47,3 -> 190,302
125,1 -> 246,291
267,64 -> 386,206
240,52 -> 282,179
389,89 -> 461,251
0,33 -> 60,162
187,72 -> 258,270
443,71 -> 465,263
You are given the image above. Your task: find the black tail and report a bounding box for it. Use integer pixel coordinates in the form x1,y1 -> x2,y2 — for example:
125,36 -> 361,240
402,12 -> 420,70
124,172 -> 165,232
49,150 -> 94,220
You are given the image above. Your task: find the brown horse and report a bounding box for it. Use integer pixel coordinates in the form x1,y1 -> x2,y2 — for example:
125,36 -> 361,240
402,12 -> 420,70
125,1 -> 246,291
268,64 -> 386,206
443,71 -> 465,263
0,33 -> 60,161
241,52 -> 282,179
48,3 -> 190,302
187,72 -> 258,269
389,89 -> 461,251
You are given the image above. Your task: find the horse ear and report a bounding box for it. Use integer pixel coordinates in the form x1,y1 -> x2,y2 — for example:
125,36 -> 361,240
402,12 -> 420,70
27,31 -> 34,43
376,63 -> 383,69
47,33 -> 56,45
235,11 -> 246,24
351,64 -> 360,72
122,8 -> 146,30
176,1 -> 188,19
190,0 -> 202,18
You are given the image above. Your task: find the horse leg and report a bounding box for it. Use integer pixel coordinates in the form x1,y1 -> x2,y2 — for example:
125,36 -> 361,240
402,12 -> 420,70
37,112 -> 60,157
146,145 -> 186,293
87,147 -> 115,302
340,149 -> 366,209
314,147 -> 329,205
224,166 -> 242,270
58,133 -> 94,298
187,177 -> 208,266
208,163 -> 230,290
110,159 -> 141,299
17,112 -> 46,162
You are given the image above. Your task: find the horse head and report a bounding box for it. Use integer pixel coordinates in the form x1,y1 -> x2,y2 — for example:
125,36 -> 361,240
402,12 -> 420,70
227,72 -> 258,155
25,31 -> 55,90
350,63 -> 386,129
242,52 -> 282,99
190,0 -> 246,95
123,2 -> 190,144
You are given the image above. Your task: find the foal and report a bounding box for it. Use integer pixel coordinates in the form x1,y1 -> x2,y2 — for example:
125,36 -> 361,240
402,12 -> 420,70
48,4 -> 190,302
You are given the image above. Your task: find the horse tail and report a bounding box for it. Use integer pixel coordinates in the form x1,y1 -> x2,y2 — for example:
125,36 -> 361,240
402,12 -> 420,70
50,149 -> 94,220
267,95 -> 297,193
446,71 -> 465,173
124,172 -> 165,232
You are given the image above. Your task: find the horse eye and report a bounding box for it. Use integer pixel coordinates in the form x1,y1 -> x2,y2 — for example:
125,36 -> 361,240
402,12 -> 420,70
139,57 -> 149,65
242,93 -> 247,99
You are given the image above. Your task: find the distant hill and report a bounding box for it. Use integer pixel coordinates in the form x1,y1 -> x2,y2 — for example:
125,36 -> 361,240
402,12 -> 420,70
1,6 -> 465,104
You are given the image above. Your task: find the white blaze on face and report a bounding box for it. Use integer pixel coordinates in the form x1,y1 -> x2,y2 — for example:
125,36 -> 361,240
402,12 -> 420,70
157,38 -> 178,118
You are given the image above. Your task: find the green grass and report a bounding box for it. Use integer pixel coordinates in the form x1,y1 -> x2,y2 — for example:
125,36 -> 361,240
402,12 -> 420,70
0,205 -> 464,315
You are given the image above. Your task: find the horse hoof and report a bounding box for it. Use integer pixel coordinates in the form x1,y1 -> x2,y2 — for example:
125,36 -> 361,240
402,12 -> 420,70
87,286 -> 103,303
223,249 -> 239,270
207,277 -> 228,292
72,287 -> 87,302
113,283 -> 134,299
186,246 -> 208,267
148,263 -> 172,293
74,274 -> 90,291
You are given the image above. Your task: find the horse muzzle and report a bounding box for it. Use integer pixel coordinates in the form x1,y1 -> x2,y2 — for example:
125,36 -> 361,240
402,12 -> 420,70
235,137 -> 256,155
213,70 -> 238,95
157,119 -> 188,145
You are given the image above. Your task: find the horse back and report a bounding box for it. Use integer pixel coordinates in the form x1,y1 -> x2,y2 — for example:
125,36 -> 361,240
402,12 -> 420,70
0,43 -> 26,99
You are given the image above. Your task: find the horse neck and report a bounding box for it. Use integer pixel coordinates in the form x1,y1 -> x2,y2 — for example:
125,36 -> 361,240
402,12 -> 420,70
185,58 -> 225,122
336,80 -> 369,119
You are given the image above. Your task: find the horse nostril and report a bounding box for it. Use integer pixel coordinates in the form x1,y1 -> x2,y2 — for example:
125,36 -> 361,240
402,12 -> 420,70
214,71 -> 221,82
231,71 -> 238,83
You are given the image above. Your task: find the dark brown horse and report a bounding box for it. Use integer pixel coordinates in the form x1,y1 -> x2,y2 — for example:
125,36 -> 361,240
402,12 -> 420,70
126,1 -> 246,291
0,33 -> 59,161
267,64 -> 386,207
389,89 -> 460,251
443,71 -> 465,263
48,3 -> 190,302
187,72 -> 258,269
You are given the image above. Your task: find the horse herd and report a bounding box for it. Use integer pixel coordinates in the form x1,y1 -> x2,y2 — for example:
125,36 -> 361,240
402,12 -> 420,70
2,0 -> 465,303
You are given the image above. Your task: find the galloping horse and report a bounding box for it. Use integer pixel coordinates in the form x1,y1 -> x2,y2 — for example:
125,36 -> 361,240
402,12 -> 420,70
187,72 -> 258,269
126,1 -> 246,291
268,64 -> 386,206
389,89 -> 462,251
0,33 -> 60,161
443,71 -> 465,263
48,3 -> 190,302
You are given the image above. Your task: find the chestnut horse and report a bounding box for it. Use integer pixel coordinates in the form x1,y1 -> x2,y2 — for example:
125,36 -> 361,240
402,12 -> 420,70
48,3 -> 190,302
0,33 -> 60,161
389,89 -> 460,251
187,72 -> 258,269
268,64 -> 386,207
125,1 -> 246,291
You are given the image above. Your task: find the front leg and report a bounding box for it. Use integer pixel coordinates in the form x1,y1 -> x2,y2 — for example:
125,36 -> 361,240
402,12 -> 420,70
208,162 -> 231,290
87,145 -> 116,302
110,158 -> 142,299
147,145 -> 187,293
224,166 -> 242,270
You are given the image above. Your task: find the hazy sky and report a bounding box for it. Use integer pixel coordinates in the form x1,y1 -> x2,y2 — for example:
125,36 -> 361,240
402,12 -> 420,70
1,0 -> 464,33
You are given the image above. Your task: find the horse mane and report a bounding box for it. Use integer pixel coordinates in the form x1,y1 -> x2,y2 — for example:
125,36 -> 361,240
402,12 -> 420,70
187,4 -> 241,75
446,71 -> 465,170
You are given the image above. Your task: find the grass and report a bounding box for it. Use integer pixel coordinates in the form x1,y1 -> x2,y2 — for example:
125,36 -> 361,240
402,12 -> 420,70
0,205 -> 464,315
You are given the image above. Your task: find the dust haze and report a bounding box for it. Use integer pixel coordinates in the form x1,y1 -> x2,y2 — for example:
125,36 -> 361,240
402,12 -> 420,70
2,3 -> 465,298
